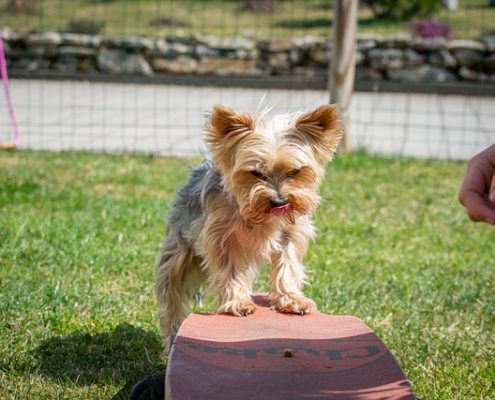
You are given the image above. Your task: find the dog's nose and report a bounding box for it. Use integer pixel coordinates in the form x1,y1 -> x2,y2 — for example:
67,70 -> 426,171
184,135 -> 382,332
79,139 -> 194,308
270,197 -> 289,208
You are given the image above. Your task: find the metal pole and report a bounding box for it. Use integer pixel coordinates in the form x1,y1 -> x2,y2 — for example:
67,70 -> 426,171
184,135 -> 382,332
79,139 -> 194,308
329,0 -> 358,154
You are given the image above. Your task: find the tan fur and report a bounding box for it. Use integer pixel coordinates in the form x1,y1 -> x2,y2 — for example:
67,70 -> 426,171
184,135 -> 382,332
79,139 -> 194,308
155,104 -> 342,353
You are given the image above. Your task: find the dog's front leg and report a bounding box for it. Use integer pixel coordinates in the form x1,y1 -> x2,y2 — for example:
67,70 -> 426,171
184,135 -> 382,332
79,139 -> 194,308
208,254 -> 257,317
270,241 -> 317,315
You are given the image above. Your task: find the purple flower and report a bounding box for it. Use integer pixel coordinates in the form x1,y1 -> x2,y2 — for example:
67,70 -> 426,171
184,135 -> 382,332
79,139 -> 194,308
410,19 -> 453,39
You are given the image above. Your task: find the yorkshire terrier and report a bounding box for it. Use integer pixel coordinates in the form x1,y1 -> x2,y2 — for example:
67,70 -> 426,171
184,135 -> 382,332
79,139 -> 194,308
155,104 -> 342,350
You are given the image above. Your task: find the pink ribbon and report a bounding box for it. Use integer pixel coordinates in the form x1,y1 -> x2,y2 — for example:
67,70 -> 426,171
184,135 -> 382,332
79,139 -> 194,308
0,31 -> 20,147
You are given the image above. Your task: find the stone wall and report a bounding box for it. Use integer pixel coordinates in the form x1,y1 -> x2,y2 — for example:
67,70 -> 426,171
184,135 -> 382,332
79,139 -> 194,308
3,29 -> 495,84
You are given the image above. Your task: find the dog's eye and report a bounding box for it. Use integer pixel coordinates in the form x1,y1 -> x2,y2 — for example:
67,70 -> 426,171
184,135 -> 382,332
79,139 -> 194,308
250,170 -> 265,179
288,169 -> 301,177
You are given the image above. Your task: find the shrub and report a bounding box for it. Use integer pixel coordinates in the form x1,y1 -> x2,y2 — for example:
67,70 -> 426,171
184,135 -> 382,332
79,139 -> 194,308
67,19 -> 104,35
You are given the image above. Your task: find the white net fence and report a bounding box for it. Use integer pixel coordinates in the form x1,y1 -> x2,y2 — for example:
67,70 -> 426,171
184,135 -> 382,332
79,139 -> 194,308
1,79 -> 493,160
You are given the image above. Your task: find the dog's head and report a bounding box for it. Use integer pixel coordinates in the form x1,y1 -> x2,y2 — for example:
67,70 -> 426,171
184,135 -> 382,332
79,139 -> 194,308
206,105 -> 342,224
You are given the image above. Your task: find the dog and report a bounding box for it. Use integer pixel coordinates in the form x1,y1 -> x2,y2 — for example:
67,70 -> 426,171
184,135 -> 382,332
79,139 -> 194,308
155,104 -> 342,351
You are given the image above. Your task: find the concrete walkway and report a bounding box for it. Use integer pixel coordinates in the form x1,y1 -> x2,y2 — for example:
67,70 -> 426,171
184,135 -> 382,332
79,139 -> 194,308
1,79 -> 494,160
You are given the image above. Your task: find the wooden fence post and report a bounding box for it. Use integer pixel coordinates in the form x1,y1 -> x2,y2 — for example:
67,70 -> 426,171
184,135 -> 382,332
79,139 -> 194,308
329,0 -> 358,154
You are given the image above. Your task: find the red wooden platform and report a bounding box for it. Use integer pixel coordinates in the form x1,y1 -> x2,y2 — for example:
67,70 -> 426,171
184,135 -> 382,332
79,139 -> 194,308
166,294 -> 415,399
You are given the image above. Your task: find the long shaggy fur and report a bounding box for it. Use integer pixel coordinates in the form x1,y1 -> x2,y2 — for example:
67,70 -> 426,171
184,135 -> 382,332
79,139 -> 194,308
155,104 -> 343,352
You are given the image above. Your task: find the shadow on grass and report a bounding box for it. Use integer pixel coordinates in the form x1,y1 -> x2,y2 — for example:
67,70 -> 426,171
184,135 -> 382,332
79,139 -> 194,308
358,16 -> 404,30
34,324 -> 164,398
275,18 -> 332,30
463,3 -> 494,10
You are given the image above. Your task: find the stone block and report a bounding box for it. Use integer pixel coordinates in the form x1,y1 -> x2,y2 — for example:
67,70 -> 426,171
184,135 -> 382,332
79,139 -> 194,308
61,33 -> 101,48
458,66 -> 488,82
154,39 -> 193,58
429,49 -> 457,69
387,65 -> 456,82
369,48 -> 403,70
259,38 -> 293,52
59,46 -> 97,57
98,47 -> 153,75
102,36 -> 153,51
26,32 -> 62,46
153,56 -> 198,74
197,57 -> 261,76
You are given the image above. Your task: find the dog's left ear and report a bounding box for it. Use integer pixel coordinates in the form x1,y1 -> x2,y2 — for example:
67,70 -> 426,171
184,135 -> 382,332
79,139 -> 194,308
295,104 -> 343,164
206,105 -> 256,173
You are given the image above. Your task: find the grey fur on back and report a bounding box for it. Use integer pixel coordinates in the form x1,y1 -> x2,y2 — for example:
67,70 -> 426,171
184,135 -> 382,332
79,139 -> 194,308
166,159 -> 222,244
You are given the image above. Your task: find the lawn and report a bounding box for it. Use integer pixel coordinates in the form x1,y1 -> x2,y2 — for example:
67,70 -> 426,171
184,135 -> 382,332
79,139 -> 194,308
1,0 -> 494,39
0,150 -> 494,399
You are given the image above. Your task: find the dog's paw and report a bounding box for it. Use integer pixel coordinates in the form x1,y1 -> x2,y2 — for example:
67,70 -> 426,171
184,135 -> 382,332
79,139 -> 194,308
272,294 -> 317,315
217,299 -> 257,317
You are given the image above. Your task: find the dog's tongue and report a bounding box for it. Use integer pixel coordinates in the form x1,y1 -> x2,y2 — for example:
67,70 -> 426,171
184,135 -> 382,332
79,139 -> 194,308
270,204 -> 293,215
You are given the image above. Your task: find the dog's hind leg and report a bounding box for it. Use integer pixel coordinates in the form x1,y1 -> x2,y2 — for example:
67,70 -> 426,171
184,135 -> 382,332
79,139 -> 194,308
155,237 -> 205,353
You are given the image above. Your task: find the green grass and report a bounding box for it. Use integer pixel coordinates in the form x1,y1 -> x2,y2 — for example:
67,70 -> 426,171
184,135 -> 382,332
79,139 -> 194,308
0,150 -> 494,399
2,0 -> 494,39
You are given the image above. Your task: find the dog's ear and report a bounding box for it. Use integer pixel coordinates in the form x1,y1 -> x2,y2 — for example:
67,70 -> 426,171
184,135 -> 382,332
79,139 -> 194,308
295,104 -> 343,165
206,105 -> 256,172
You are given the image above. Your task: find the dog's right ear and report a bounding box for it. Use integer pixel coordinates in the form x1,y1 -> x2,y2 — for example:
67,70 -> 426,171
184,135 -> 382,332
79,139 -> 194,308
206,105 -> 255,173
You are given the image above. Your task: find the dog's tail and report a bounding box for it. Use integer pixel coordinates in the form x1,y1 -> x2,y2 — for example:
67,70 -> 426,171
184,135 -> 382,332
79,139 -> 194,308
155,236 -> 205,353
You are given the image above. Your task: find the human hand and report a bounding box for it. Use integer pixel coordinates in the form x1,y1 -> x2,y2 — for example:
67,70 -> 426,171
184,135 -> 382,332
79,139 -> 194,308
458,144 -> 495,225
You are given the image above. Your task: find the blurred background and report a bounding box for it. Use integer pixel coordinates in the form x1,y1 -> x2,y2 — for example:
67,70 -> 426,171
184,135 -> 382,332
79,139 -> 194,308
1,0 -> 494,159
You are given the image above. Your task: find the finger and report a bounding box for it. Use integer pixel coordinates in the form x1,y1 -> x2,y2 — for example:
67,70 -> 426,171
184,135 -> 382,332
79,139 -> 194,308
461,163 -> 490,196
462,191 -> 495,224
459,161 -> 493,207
489,173 -> 495,204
